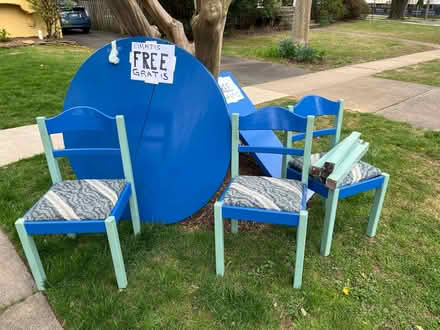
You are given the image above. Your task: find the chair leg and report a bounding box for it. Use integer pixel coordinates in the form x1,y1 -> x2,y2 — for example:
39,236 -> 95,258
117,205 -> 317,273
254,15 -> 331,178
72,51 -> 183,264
293,211 -> 308,289
367,173 -> 390,237
320,189 -> 340,257
129,194 -> 141,236
15,218 -> 47,291
105,216 -> 128,289
231,219 -> 238,233
214,201 -> 225,276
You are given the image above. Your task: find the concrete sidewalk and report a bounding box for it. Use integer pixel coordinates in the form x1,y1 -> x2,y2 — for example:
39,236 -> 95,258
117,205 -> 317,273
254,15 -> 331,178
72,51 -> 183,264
0,230 -> 62,330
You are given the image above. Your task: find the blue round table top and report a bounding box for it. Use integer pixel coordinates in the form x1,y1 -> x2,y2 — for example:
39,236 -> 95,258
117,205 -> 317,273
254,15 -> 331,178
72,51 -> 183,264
63,37 -> 231,224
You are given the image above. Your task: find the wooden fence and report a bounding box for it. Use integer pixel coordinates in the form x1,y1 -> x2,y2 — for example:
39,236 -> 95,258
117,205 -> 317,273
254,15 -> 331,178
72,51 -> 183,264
77,0 -> 121,32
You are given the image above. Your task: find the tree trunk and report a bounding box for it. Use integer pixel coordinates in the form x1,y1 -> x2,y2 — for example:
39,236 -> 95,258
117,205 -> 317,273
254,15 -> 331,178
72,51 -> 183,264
192,0 -> 232,78
425,0 -> 431,19
106,0 -> 232,79
105,0 -> 160,38
293,0 -> 313,46
389,0 -> 409,19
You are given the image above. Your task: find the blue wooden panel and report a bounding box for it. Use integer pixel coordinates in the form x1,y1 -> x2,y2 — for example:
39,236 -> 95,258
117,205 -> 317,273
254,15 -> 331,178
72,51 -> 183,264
64,37 -> 230,224
292,128 -> 337,142
46,106 -> 115,134
111,184 -> 131,220
222,205 -> 299,226
219,72 -> 283,178
25,220 -> 106,235
63,37 -> 157,185
53,148 -> 120,158
339,176 -> 385,199
239,146 -> 304,156
294,95 -> 340,117
136,44 -> 230,223
239,107 -> 308,132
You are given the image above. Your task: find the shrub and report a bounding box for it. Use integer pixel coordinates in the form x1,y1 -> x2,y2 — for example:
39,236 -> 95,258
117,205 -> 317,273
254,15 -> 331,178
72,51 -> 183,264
278,39 -> 326,63
343,0 -> 370,19
0,28 -> 9,42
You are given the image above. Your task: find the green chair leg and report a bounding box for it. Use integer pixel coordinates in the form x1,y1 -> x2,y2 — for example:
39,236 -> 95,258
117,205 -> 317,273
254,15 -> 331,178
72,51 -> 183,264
320,189 -> 340,257
15,218 -> 47,291
231,219 -> 238,234
105,216 -> 128,289
367,173 -> 390,237
129,194 -> 141,236
293,210 -> 308,289
214,201 -> 225,276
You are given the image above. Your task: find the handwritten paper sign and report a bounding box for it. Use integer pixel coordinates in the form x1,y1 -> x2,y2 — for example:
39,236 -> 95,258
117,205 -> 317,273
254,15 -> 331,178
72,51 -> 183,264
218,76 -> 244,104
129,41 -> 176,84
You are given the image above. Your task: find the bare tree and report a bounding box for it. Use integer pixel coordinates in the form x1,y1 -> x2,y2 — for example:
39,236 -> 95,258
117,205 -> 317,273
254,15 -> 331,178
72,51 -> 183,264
106,0 -> 233,78
425,0 -> 431,19
292,0 -> 313,46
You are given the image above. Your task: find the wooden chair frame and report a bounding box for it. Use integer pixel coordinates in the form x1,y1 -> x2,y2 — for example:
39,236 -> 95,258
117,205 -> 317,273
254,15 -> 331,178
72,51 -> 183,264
15,107 -> 141,290
286,96 -> 390,257
215,108 -> 315,288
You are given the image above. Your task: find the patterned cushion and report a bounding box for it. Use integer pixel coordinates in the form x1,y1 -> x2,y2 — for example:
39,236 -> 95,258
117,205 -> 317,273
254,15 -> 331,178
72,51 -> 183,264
223,176 -> 304,213
289,152 -> 381,188
23,180 -> 127,221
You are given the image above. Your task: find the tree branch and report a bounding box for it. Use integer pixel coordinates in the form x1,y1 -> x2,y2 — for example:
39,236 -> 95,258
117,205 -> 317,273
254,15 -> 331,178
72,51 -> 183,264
140,0 -> 194,54
106,0 -> 160,38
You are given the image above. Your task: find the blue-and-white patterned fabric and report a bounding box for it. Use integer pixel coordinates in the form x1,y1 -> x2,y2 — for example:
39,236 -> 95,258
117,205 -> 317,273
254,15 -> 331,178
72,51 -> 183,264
23,180 -> 127,221
223,176 -> 304,212
289,152 -> 381,188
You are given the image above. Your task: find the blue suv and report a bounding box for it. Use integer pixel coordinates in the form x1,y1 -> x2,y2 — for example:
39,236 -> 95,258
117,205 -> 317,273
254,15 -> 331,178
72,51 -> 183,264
60,7 -> 91,33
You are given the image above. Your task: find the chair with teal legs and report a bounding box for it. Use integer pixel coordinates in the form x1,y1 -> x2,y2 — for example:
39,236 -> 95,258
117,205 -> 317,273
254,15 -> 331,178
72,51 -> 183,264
214,107 -> 315,288
15,106 -> 141,290
285,95 -> 390,257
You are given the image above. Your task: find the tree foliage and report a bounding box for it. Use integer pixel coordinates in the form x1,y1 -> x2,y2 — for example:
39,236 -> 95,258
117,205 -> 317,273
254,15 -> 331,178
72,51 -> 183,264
27,0 -> 61,38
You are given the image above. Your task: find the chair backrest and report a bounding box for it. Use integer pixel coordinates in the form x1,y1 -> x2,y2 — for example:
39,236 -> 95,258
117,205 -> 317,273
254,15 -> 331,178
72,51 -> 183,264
37,107 -> 136,191
231,107 -> 314,184
292,95 -> 344,147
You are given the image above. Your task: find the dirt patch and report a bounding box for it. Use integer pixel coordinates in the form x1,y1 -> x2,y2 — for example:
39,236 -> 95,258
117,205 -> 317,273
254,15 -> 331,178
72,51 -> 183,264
180,153 -> 271,233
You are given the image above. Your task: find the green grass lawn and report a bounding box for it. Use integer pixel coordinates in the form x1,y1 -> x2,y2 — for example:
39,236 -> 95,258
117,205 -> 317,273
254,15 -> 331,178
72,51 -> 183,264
223,29 -> 433,71
0,45 -> 92,129
1,102 -> 439,329
376,59 -> 440,87
331,19 -> 440,44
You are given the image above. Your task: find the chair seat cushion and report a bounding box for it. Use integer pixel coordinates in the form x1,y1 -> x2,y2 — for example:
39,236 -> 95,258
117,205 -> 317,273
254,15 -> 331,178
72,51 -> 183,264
23,179 -> 127,221
223,176 -> 304,213
289,152 -> 381,188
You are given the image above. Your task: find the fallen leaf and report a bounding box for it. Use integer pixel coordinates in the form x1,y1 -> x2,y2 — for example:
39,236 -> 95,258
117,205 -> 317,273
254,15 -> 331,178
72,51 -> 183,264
343,287 -> 350,296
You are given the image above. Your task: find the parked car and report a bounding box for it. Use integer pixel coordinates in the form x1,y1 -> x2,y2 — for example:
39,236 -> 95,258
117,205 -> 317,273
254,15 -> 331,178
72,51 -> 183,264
60,7 -> 91,33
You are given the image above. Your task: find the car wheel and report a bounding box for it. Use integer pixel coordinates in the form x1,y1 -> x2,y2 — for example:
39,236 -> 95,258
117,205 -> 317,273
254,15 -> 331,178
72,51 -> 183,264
83,28 -> 90,34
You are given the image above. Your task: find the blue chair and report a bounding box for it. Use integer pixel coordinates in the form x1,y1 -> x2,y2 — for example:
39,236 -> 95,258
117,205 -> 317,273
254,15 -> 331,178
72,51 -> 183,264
15,107 -> 141,290
214,107 -> 315,289
286,95 -> 390,257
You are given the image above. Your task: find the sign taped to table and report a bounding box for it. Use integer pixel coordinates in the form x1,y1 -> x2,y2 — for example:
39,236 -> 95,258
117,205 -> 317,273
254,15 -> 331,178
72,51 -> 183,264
129,41 -> 176,84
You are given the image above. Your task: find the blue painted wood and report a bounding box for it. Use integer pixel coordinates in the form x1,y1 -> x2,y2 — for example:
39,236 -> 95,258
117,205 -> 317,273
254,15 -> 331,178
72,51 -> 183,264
53,148 -> 121,158
46,106 -> 116,134
292,128 -> 337,142
222,205 -> 300,226
338,175 -> 385,199
65,37 -> 230,224
24,220 -> 107,235
239,106 -> 308,132
294,95 -> 340,117
219,72 -> 284,178
111,184 -> 132,220
238,146 -> 304,156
